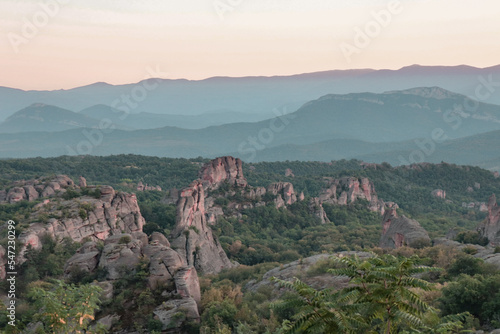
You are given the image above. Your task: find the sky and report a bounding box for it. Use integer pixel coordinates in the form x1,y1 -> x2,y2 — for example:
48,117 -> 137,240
0,0 -> 499,90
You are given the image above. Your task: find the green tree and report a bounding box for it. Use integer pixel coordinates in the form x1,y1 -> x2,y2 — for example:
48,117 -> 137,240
28,280 -> 107,334
272,254 -> 446,334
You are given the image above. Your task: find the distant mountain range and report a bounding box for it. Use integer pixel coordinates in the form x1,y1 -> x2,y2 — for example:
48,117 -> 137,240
0,86 -> 499,171
1,64 -> 500,123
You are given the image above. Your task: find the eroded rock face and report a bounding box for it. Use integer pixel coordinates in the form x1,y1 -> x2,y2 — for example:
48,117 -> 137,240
268,182 -> 297,206
478,194 -> 500,245
1,175 -> 75,204
309,198 -> 330,224
170,181 -> 234,275
317,177 -> 385,214
431,189 -> 446,199
380,206 -> 430,249
154,298 -> 200,330
199,156 -> 247,190
16,186 -> 145,261
64,232 -> 202,330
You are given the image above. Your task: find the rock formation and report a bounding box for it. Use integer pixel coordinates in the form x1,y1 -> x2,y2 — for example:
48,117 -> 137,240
478,194 -> 500,245
380,205 -> 430,249
0,175 -> 75,204
431,189 -> 446,199
64,232 -> 201,330
199,156 -> 247,190
309,198 -> 330,224
169,157 -> 248,275
170,181 -> 234,274
137,181 -> 162,192
267,182 -> 297,206
285,168 -> 295,177
317,177 -> 386,214
79,176 -> 87,188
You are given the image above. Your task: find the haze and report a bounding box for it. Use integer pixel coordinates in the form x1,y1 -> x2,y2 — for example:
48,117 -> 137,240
1,0 -> 499,90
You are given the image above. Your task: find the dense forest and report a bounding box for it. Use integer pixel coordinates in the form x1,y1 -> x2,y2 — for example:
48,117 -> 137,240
1,155 -> 500,333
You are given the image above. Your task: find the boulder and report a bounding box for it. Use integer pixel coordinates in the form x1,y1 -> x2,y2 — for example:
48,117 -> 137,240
79,176 -> 87,188
380,206 -> 430,248
478,194 -> 500,245
153,298 -> 200,330
7,187 -> 26,203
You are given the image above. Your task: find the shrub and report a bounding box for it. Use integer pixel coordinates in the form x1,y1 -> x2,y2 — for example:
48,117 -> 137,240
119,235 -> 132,244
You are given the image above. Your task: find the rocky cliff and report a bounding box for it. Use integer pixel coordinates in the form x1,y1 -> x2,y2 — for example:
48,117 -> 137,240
317,177 -> 386,214
199,156 -> 247,190
478,194 -> 500,245
0,175 -> 75,204
17,185 -> 145,260
170,157 -> 246,275
170,180 -> 234,275
64,232 -> 201,330
380,206 -> 430,248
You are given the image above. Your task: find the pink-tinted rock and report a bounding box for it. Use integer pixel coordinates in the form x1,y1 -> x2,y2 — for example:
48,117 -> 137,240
170,180 -> 234,275
380,206 -> 430,249
79,176 -> 87,188
7,187 -> 26,203
431,189 -> 446,199
267,182 -> 297,206
199,156 -> 247,190
478,194 -> 500,245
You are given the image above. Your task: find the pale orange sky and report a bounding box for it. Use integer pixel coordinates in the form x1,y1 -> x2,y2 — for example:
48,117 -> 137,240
0,0 -> 499,90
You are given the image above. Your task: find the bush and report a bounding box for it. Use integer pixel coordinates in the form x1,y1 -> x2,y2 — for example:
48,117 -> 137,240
78,209 -> 87,220
119,235 -> 132,244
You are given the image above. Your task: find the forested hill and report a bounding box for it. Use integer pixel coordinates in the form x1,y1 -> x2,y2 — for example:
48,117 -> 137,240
1,155 -> 499,238
1,155 -> 498,207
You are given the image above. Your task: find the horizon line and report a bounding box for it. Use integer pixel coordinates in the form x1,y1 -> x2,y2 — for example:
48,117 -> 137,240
3,63 -> 500,92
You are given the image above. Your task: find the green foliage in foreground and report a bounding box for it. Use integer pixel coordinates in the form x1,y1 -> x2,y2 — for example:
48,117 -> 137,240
28,280 -> 106,334
272,254 -> 471,334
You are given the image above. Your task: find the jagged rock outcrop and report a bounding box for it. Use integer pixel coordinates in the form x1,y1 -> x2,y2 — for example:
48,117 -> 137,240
64,232 -> 202,330
317,177 -> 385,214
478,194 -> 500,245
79,176 -> 87,188
247,187 -> 266,200
199,156 -> 247,190
170,181 -> 234,274
0,175 -> 75,204
285,168 -> 295,177
309,198 -> 330,224
15,184 -> 145,261
268,182 -> 297,206
137,181 -> 162,192
380,206 -> 430,248
431,189 -> 446,199
169,157 -> 256,274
